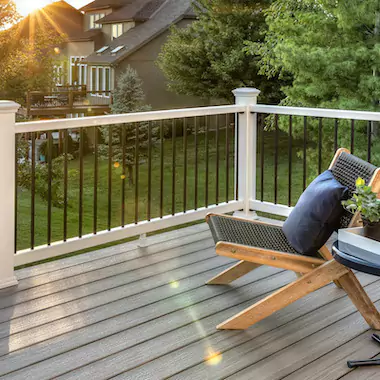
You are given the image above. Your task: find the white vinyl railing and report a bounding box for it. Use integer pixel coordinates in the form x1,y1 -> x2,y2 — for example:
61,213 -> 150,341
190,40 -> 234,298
0,87 -> 378,289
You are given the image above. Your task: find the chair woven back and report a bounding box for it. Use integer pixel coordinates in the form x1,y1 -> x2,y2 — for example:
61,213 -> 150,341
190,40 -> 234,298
330,151 -> 377,228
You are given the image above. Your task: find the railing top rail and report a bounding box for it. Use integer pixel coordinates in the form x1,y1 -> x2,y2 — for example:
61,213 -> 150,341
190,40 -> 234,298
252,104 -> 380,122
16,104 -> 244,133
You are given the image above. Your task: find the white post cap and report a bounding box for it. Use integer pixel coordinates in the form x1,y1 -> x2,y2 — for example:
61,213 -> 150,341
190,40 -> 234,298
0,101 -> 20,114
232,88 -> 260,105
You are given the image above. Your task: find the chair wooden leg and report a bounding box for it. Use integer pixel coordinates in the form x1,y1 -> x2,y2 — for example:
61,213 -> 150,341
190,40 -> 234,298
319,245 -> 342,289
206,261 -> 261,285
217,260 -> 349,330
338,270 -> 380,330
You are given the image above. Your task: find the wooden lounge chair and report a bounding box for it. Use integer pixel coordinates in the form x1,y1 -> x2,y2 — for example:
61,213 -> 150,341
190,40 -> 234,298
206,148 -> 380,330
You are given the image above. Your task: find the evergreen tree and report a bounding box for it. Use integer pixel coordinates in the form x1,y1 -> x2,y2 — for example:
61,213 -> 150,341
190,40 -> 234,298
157,0 -> 283,104
111,66 -> 150,114
100,66 -> 156,185
246,0 -> 380,168
251,0 -> 380,111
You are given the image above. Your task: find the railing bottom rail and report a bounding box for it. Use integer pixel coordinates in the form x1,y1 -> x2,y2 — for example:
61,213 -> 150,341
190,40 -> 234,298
15,201 -> 243,267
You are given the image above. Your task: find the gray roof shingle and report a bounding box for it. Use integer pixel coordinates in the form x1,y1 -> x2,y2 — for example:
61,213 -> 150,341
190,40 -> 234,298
87,0 -> 194,65
80,0 -> 132,12
96,0 -> 155,24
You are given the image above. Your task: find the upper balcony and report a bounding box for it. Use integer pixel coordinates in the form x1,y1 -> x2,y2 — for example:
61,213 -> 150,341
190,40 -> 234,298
25,87 -> 113,117
0,89 -> 379,379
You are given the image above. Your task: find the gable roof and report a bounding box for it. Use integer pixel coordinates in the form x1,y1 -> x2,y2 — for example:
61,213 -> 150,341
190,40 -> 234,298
15,0 -> 85,41
86,0 -> 195,65
97,0 -> 165,24
80,0 -> 132,12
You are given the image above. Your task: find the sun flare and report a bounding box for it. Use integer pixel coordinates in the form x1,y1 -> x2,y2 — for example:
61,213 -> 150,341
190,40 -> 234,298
16,0 -> 54,16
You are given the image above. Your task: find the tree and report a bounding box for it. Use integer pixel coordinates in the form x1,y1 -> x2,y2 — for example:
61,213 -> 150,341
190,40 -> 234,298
0,3 -> 65,103
0,28 -> 64,103
250,0 -> 380,111
246,0 -> 380,169
99,66 -> 157,185
0,0 -> 19,28
157,0 -> 283,104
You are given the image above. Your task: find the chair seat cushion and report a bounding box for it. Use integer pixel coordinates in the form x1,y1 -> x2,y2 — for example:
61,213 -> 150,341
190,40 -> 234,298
283,170 -> 348,255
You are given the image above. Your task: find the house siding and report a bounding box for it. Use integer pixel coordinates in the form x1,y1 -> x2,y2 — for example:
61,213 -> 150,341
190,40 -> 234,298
114,19 -> 208,110
66,41 -> 95,58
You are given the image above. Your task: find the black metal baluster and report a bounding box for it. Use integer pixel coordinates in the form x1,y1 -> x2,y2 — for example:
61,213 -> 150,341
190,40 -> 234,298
274,114 -> 279,204
215,115 -> 220,205
148,121 -> 152,221
160,120 -> 164,218
194,117 -> 198,210
171,120 -> 176,215
135,123 -> 139,223
63,130 -> 68,241
318,118 -> 322,174
183,118 -> 187,213
47,131 -> 53,245
334,119 -> 339,152
367,121 -> 372,162
303,116 -> 307,191
79,128 -> 84,238
225,114 -> 229,203
288,115 -> 292,207
260,114 -> 264,202
108,126 -> 112,230
93,126 -> 98,234
205,116 -> 209,206
31,132 -> 36,249
351,119 -> 355,154
121,125 -> 126,227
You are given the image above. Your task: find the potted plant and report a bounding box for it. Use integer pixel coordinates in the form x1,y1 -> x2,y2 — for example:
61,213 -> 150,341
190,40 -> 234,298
342,177 -> 380,242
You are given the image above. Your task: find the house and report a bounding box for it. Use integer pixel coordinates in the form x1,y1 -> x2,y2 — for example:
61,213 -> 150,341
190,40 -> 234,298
81,0 -> 200,109
18,0 -> 201,113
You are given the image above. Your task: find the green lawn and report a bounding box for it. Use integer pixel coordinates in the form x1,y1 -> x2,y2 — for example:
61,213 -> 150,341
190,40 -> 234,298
16,126 -> 332,251
17,129 -> 236,250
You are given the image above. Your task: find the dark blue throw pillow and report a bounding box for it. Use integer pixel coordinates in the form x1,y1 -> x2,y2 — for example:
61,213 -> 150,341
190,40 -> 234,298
283,170 -> 348,256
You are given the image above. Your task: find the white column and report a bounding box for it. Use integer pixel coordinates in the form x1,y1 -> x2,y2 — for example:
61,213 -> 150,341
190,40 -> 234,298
0,101 -> 20,289
232,88 -> 260,217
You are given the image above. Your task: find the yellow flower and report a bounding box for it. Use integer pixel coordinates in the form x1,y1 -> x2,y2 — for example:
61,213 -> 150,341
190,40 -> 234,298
356,177 -> 365,187
120,174 -> 126,180
114,162 -> 120,168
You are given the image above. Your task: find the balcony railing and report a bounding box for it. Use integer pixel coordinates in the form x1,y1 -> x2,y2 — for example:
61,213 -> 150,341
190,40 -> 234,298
0,87 -> 379,289
26,89 -> 113,117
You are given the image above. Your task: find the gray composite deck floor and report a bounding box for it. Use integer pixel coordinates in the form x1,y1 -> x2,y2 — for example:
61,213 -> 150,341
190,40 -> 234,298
1,222 -> 380,379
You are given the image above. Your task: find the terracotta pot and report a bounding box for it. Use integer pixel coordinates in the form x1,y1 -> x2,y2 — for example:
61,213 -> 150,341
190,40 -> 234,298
363,220 -> 380,242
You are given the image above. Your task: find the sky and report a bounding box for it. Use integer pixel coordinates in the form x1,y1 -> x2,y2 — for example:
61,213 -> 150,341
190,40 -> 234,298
15,0 -> 92,16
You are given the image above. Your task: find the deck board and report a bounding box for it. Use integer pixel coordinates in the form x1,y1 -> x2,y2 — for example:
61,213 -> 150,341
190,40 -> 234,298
0,236 -> 215,310
0,223 -> 379,379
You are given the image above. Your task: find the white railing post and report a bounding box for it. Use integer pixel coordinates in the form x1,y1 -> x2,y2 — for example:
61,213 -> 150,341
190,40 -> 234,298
233,88 -> 260,217
0,101 -> 20,289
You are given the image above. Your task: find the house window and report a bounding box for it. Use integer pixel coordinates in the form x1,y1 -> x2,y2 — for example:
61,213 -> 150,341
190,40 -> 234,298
54,65 -> 64,86
105,68 -> 111,93
90,66 -> 112,96
89,13 -> 105,29
111,45 -> 124,54
112,23 -> 123,39
98,67 -> 103,95
80,63 -> 87,86
91,67 -> 97,94
70,56 -> 87,86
